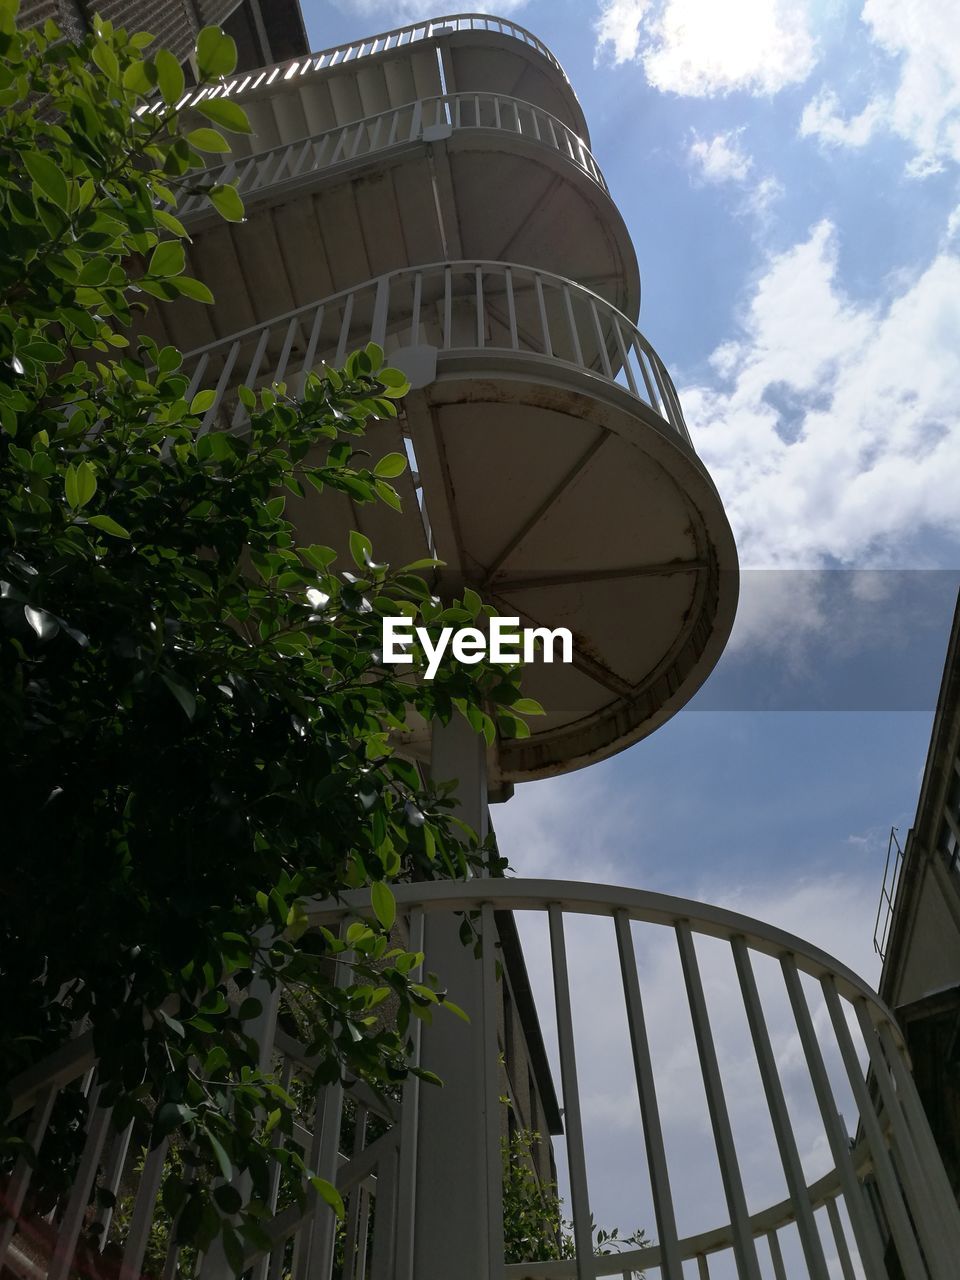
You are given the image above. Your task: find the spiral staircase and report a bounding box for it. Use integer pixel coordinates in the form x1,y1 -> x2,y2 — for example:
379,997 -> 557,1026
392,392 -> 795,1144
5,14 -> 960,1280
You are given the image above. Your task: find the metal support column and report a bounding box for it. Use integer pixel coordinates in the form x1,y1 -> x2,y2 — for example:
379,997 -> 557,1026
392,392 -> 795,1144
412,714 -> 500,1278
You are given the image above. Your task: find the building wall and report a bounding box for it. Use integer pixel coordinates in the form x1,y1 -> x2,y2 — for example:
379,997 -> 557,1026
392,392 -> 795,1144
880,592 -> 960,1200
18,0 -> 309,71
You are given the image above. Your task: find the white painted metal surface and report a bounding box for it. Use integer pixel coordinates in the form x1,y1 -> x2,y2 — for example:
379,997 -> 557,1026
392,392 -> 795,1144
6,879 -> 959,1279
162,14 -> 577,114
176,91 -> 606,223
177,261 -> 685,442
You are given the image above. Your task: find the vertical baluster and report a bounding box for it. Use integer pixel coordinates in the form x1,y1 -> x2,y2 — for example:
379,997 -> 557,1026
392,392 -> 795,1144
443,267 -> 452,349
613,912 -> 682,1280
546,114 -> 559,150
297,931 -> 354,1280
504,267 -> 518,350
229,327 -> 271,432
767,1231 -> 788,1280
562,286 -> 584,368
93,1119 -> 133,1245
589,300 -> 613,378
251,1061 -> 293,1280
369,1141 -> 399,1277
820,977 -> 940,1279
292,137 -> 313,176
730,938 -> 831,1280
548,906 -> 594,1277
330,126 -> 349,166
533,274 -> 553,357
475,267 -> 485,349
334,291 -> 356,366
481,905 -> 504,1279
350,122 -> 367,158
473,94 -> 480,127
780,959 -> 888,1278
410,272 -> 423,344
272,316 -> 300,391
826,1197 -> 858,1280
394,907 -> 424,1280
529,107 -> 541,142
492,95 -> 501,130
341,1107 -> 369,1280
47,1089 -> 114,1280
0,1085 -> 57,1270
118,1138 -> 169,1280
632,337 -> 659,408
612,321 -> 640,396
385,109 -> 400,147
200,339 -> 241,435
296,304 -> 325,396
675,924 -> 762,1280
696,1254 -> 710,1279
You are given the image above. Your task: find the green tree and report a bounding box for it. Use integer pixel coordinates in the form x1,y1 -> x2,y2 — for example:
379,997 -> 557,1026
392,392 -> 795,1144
0,7 -> 536,1266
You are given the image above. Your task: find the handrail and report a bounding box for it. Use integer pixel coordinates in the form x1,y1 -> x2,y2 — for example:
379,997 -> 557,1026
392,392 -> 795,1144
178,261 -> 690,445
176,91 -> 606,221
6,877 -> 956,1280
160,15 -> 575,117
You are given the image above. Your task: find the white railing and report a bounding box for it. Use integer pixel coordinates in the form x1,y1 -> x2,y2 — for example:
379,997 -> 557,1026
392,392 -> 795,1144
161,14 -> 574,118
176,92 -> 606,220
4,878 -> 959,1280
177,262 -> 689,446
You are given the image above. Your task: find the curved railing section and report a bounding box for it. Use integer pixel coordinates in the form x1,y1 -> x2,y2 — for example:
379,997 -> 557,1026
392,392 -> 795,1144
163,14 -> 574,117
178,262 -> 689,445
4,879 -> 959,1280
177,92 -> 606,222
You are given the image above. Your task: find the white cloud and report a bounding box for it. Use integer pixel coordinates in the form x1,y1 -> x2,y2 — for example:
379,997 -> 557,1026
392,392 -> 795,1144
799,88 -> 885,148
800,0 -> 960,174
596,0 -> 816,96
680,219 -> 960,567
688,128 -> 754,183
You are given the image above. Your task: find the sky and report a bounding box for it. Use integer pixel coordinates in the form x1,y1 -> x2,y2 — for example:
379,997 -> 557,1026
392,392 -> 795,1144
293,0 -> 960,1266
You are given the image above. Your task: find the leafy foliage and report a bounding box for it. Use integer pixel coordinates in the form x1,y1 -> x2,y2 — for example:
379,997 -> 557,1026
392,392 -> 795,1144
0,6 -> 532,1265
501,1127 -> 648,1272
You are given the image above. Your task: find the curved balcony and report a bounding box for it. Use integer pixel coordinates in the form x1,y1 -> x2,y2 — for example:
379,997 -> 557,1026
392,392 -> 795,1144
176,261 -> 737,782
166,14 -> 588,145
176,92 -> 607,227
155,86 -> 637,357
5,879 -> 959,1280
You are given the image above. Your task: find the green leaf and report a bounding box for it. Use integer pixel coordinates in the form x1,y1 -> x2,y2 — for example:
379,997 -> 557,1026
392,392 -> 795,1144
208,184 -> 244,222
364,341 -> 384,368
91,39 -> 120,82
309,1177 -> 344,1217
373,451 -> 407,479
121,59 -> 153,94
349,530 -> 372,568
213,1183 -> 243,1215
148,239 -> 186,278
87,514 -> 131,539
161,674 -> 197,720
511,697 -> 545,716
155,48 -> 185,105
196,98 -> 252,134
206,1131 -> 233,1182
173,276 -> 215,304
190,389 -> 217,414
196,26 -> 238,79
186,127 -> 230,153
23,151 -> 68,212
301,544 -> 336,571
65,460 -> 97,509
371,881 -> 396,931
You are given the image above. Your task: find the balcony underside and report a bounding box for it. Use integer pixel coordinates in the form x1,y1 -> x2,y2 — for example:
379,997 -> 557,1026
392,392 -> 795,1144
144,116 -> 638,357
173,260 -> 736,782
